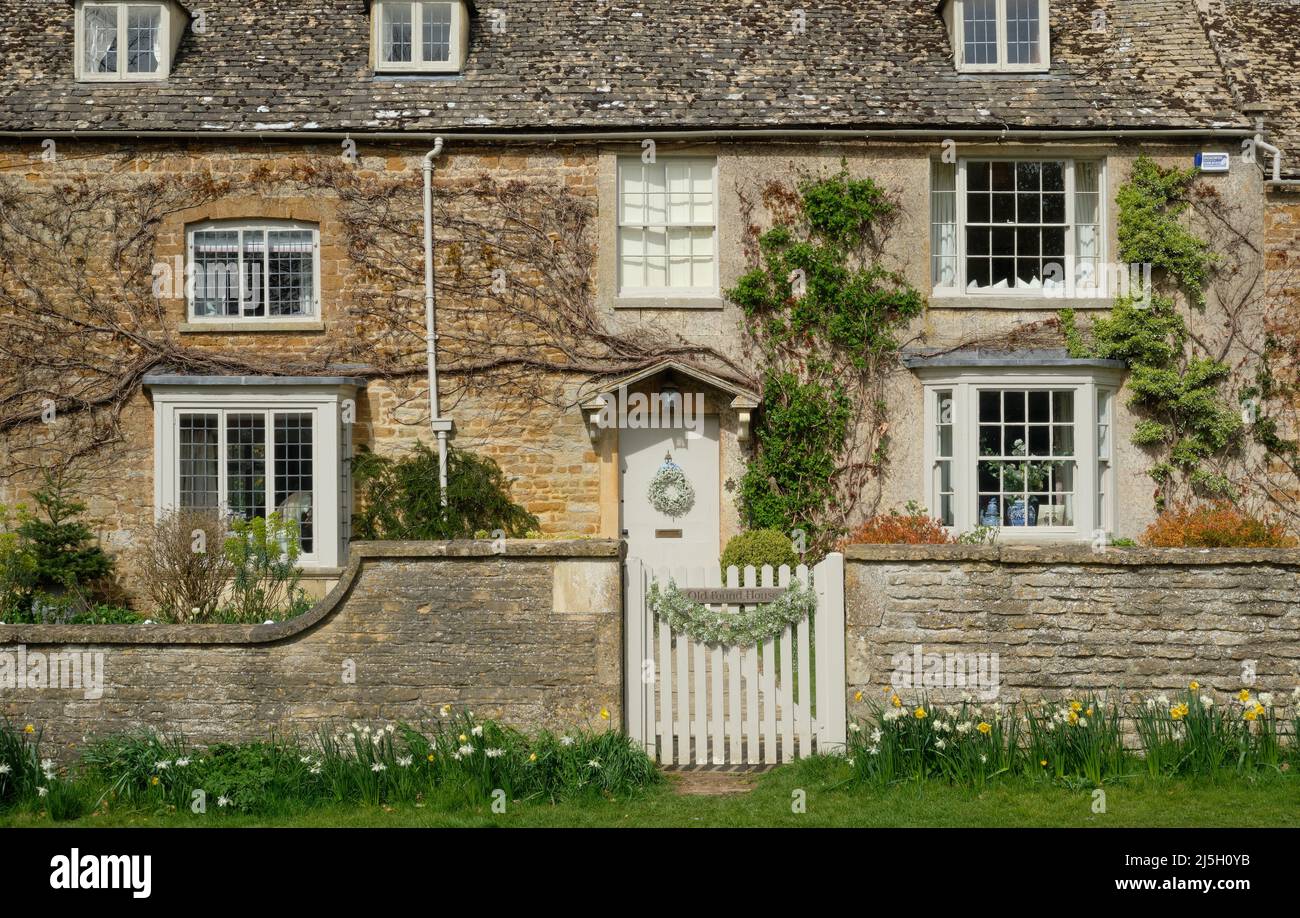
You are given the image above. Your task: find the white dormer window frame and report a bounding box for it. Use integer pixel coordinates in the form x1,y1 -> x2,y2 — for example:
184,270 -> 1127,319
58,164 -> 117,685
75,1 -> 177,82
952,0 -> 1051,74
372,0 -> 470,74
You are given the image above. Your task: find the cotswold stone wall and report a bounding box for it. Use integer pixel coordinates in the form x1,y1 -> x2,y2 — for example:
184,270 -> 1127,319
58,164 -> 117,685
0,542 -> 623,755
845,545 -> 1300,711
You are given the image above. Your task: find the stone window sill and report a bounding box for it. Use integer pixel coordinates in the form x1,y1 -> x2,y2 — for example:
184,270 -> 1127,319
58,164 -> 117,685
179,320 -> 326,334
612,296 -> 727,311
928,296 -> 1118,311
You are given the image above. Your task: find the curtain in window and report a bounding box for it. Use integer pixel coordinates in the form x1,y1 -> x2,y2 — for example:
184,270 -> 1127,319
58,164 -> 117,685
931,161 -> 958,289
126,6 -> 162,74
383,3 -> 414,62
84,6 -> 118,74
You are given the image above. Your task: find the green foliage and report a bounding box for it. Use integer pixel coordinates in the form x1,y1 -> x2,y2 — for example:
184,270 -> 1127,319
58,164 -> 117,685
1116,155 -> 1216,307
0,507 -> 38,620
728,167 -> 923,553
720,528 -> 799,572
351,443 -> 539,541
0,720 -> 43,808
1062,178 -> 1244,505
15,473 -> 113,593
74,711 -> 660,815
222,513 -> 311,623
737,372 -> 851,541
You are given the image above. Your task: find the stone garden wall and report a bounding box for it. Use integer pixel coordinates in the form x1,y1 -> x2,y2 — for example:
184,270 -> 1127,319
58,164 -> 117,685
845,545 -> 1300,711
0,541 -> 623,755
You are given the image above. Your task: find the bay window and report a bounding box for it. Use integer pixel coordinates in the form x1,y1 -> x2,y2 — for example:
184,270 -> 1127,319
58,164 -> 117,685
150,378 -> 363,569
920,368 -> 1121,539
931,158 -> 1105,298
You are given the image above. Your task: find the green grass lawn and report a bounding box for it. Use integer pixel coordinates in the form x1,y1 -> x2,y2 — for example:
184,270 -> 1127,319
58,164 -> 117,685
4,757 -> 1296,828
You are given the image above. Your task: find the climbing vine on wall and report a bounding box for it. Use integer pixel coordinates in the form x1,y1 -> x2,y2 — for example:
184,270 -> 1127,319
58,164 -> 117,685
728,166 -> 923,554
1061,154 -> 1291,510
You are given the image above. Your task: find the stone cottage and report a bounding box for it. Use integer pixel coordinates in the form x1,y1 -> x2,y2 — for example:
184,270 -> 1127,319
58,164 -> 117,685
0,0 -> 1297,603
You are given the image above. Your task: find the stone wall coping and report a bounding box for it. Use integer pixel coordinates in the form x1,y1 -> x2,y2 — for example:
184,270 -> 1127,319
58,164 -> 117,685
0,539 -> 622,647
844,543 -> 1300,566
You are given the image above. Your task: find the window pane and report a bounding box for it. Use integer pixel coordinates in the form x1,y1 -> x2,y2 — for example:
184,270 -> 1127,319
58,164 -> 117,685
618,159 -> 715,292
383,2 -> 414,62
226,413 -> 267,521
242,230 -> 266,317
1006,0 -> 1041,65
963,0 -> 999,64
268,230 -> 314,316
974,388 -> 1080,529
126,6 -> 161,74
178,414 -> 219,508
275,413 -> 314,554
931,161 -> 958,288
85,5 -> 119,74
422,2 -> 453,62
192,230 -> 241,317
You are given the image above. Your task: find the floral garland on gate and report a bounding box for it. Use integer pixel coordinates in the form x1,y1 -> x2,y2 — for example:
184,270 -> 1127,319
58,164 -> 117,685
646,456 -> 695,518
646,579 -> 817,647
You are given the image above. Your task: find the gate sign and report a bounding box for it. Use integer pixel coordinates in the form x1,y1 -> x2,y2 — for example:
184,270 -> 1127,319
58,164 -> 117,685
680,587 -> 785,604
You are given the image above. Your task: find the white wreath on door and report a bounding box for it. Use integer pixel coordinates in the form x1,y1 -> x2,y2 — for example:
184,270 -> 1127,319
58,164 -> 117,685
646,458 -> 695,518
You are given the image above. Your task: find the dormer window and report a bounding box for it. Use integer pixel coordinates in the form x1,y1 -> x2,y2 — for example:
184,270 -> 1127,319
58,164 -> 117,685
948,0 -> 1051,73
372,1 -> 469,73
76,1 -> 183,81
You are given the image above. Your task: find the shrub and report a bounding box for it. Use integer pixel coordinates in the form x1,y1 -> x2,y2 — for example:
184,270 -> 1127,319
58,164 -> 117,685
720,529 -> 799,572
842,502 -> 955,545
15,472 -> 114,593
1140,501 -> 1297,548
136,509 -> 234,623
0,719 -> 43,808
18,593 -> 138,625
351,444 -> 539,541
0,506 -> 38,620
223,514 -> 311,623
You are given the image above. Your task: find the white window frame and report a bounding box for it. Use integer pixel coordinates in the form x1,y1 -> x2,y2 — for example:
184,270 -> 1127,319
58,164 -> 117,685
953,0 -> 1051,73
76,1 -> 172,82
920,367 -> 1122,541
185,219 -> 322,324
372,0 -> 468,73
931,156 -> 1107,298
616,156 -> 720,300
152,385 -> 356,569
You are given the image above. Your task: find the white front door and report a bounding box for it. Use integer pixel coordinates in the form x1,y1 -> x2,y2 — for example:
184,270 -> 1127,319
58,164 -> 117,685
620,416 -> 720,568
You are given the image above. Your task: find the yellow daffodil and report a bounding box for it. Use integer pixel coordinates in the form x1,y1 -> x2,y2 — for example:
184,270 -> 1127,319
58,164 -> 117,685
458,733 -> 468,743
977,722 -> 992,735
23,724 -> 34,734
854,690 -> 863,703
529,752 -> 537,762
1068,711 -> 1079,725
600,707 -> 610,720
150,776 -> 160,786
1085,708 -> 1094,717
440,704 -> 452,715
1239,689 -> 1251,703
1170,703 -> 1189,721
1189,681 -> 1199,691
891,694 -> 902,708
1254,704 -> 1265,717
1070,701 -> 1083,713
1244,708 -> 1258,722
913,706 -> 927,720
1040,759 -> 1048,767
427,753 -> 435,762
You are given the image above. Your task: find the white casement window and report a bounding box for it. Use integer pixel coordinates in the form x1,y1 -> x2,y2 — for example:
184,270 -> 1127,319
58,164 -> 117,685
151,384 -> 359,568
931,158 -> 1105,297
953,0 -> 1051,72
617,157 -> 718,298
373,1 -> 469,73
77,2 -> 172,81
922,370 -> 1121,539
187,220 -> 320,322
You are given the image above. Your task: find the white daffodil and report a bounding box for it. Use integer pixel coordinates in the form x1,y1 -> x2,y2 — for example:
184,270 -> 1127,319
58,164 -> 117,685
176,757 -> 190,767
397,756 -> 413,767
370,762 -> 386,772
457,744 -> 474,756
588,759 -> 602,769
471,725 -> 484,737
37,786 -> 48,797
0,764 -> 11,775
217,796 -> 230,807
561,735 -> 575,746
486,748 -> 504,758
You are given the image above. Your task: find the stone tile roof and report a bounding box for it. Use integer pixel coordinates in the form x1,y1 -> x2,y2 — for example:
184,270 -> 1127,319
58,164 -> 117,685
0,0 -> 1249,134
1199,0 -> 1300,178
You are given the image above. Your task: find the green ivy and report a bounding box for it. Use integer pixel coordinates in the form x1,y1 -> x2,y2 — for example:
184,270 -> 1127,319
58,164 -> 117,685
1061,155 -> 1244,506
728,167 -> 923,547
1116,156 -> 1216,308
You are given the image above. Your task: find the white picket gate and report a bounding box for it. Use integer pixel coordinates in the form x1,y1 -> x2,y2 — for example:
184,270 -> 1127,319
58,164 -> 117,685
624,553 -> 846,766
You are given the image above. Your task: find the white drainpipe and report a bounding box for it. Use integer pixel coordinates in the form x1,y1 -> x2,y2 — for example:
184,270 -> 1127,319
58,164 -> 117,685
1254,122 -> 1300,187
422,138 -> 453,505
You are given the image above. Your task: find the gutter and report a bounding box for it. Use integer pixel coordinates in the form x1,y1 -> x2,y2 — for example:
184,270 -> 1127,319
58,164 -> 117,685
0,126 -> 1260,144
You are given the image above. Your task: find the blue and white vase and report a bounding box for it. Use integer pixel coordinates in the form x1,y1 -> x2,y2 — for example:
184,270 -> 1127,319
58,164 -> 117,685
1008,498 -> 1037,527
981,498 -> 1001,527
